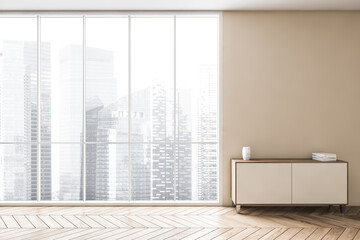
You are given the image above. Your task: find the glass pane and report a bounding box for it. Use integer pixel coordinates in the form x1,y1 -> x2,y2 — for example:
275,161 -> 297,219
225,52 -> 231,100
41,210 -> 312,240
176,144 -> 218,201
41,18 -> 83,142
86,18 -> 129,143
0,144 -> 37,200
131,144 -> 174,200
131,17 -> 174,143
86,144 -> 128,200
176,17 -> 218,143
41,144 -> 82,200
0,18 -> 37,142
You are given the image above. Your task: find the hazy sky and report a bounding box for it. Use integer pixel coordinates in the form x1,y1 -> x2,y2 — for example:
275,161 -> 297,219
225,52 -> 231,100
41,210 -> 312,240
0,16 -> 218,199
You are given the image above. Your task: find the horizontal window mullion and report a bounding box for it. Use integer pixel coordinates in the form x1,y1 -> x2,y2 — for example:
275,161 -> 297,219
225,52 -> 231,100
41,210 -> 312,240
0,142 -> 218,144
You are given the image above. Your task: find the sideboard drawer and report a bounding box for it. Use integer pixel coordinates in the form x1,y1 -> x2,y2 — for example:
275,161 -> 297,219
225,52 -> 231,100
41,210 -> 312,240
236,163 -> 291,204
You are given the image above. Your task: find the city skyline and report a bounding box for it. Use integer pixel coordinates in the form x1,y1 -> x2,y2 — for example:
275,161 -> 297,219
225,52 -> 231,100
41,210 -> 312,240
0,34 -> 218,201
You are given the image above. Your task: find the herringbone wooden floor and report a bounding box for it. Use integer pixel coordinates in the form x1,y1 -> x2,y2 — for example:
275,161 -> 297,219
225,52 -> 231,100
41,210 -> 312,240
0,206 -> 358,239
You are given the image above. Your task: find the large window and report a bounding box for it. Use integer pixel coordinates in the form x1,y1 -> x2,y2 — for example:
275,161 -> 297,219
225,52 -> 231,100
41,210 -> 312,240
0,14 -> 219,202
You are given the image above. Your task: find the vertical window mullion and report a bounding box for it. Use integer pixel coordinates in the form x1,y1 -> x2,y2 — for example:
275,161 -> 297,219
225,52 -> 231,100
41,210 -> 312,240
82,15 -> 87,202
128,15 -> 132,202
37,15 -> 41,202
173,15 -> 177,201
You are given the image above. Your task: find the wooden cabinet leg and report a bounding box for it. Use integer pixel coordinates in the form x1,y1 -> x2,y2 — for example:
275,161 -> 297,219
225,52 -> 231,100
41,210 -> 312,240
236,205 -> 241,214
340,205 -> 346,213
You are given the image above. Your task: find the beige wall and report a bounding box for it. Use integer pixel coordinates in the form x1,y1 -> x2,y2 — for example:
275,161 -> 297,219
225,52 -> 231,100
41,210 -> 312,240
222,11 -> 360,206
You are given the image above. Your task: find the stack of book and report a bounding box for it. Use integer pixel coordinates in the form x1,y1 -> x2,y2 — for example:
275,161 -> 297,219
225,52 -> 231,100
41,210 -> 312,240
312,153 -> 337,161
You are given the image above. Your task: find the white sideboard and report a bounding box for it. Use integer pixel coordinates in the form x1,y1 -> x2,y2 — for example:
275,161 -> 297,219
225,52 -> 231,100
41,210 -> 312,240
231,159 -> 348,213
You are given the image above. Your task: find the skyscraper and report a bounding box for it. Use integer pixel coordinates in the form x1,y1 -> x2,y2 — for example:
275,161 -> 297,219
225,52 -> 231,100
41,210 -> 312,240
197,64 -> 218,201
0,40 -> 51,200
40,42 -> 52,200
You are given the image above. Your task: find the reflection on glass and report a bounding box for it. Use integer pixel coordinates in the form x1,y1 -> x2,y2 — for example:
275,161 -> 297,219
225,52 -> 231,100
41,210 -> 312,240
41,18 -> 83,201
131,144 -> 174,201
41,18 -> 83,142
0,18 -> 37,142
176,17 -> 218,143
176,144 -> 218,201
131,17 -> 174,142
86,18 -> 129,143
0,15 -> 219,203
0,144 -> 37,200
86,144 -> 128,200
41,144 -> 82,200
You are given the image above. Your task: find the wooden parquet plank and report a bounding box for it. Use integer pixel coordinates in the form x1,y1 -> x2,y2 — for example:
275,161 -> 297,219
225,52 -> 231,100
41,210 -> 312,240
181,228 -> 217,240
112,216 -> 145,228
244,228 -> 274,240
165,215 -> 205,228
212,228 -> 246,240
13,216 -> 34,228
353,229 -> 360,240
151,228 -> 189,240
259,228 -> 288,240
69,229 -> 116,240
38,215 -> 62,228
23,229 -> 75,240
76,215 -> 107,228
1,215 -> 20,228
152,216 -> 188,228
307,228 -> 331,240
322,228 -> 346,240
136,228 -> 174,240
0,229 -> 20,238
197,228 -> 231,240
0,216 -> 7,228
324,215 -> 360,228
86,228 -> 130,240
291,228 -> 317,239
175,215 -> 214,228
4,229 -> 41,239
122,228 -> 160,240
275,227 -> 302,240
127,215 -> 162,228
283,214 -> 330,227
56,229 -> 99,240
63,215 -> 91,228
228,228 -> 260,240
50,215 -> 76,228
26,215 -> 49,228
338,228 -> 360,240
100,215 -> 133,228
88,215 -> 117,228
167,228 -> 205,240
139,215 -> 174,228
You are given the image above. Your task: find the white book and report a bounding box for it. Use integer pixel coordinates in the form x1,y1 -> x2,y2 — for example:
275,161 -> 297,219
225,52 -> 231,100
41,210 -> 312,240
312,152 -> 337,161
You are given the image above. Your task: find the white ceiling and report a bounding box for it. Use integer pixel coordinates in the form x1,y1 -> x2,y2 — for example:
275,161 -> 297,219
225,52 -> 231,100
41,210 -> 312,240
0,0 -> 360,11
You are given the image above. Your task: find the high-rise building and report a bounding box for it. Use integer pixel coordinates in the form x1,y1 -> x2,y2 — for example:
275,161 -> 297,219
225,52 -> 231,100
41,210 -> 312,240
197,64 -> 218,201
40,42 -> 52,200
175,90 -> 192,200
0,40 -> 51,200
96,98 -> 128,200
79,46 -> 119,200
83,96 -> 103,200
84,82 -> 192,201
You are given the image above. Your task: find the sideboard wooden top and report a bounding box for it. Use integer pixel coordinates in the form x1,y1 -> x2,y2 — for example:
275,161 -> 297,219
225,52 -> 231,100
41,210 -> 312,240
231,158 -> 347,163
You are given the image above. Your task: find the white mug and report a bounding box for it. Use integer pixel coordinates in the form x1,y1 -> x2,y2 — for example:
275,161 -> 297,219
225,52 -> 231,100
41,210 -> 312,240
242,146 -> 251,160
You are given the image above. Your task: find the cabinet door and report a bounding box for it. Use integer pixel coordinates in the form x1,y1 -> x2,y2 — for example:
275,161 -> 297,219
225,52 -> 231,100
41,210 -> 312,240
236,163 -> 291,204
292,163 -> 347,204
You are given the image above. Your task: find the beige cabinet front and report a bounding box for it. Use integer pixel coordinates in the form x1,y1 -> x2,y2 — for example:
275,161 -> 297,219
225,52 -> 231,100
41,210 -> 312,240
292,163 -> 347,204
236,163 -> 291,204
